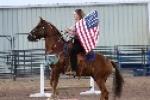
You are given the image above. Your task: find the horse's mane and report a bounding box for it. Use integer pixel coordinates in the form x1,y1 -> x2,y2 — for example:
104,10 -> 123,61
45,20 -> 63,39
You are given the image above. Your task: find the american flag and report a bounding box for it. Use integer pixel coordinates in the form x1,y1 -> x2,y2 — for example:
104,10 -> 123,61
75,10 -> 100,53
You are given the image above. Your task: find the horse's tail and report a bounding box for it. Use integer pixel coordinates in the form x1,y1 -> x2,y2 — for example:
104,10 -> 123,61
111,61 -> 124,98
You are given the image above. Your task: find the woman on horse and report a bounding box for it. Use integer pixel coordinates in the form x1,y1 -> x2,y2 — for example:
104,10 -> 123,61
65,9 -> 85,75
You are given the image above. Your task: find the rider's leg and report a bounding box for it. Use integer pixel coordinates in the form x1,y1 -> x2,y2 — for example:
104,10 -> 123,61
70,38 -> 85,74
70,47 -> 78,71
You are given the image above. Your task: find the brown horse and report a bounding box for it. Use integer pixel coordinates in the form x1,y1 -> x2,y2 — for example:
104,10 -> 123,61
27,17 -> 124,100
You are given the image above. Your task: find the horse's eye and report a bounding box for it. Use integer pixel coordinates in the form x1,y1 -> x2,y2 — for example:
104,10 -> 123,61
33,35 -> 36,38
32,29 -> 36,33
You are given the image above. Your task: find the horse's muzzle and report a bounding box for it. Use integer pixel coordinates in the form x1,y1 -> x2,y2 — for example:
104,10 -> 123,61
27,33 -> 37,42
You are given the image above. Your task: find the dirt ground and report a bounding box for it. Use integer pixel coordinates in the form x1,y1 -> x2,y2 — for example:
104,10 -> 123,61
0,74 -> 150,100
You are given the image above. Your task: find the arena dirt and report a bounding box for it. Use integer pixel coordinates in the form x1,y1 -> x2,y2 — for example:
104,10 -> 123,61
0,75 -> 150,100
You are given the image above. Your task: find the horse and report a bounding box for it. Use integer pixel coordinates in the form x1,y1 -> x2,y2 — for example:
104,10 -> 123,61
27,17 -> 124,100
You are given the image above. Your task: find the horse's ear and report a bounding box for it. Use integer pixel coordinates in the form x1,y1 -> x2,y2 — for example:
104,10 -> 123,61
39,17 -> 43,21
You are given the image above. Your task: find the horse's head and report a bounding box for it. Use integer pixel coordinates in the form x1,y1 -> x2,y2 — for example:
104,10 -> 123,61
27,17 -> 48,41
27,17 -> 65,54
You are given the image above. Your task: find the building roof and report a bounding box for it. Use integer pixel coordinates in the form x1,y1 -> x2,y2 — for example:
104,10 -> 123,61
0,0 -> 149,8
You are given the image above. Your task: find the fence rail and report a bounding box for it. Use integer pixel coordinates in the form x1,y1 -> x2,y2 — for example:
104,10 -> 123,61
0,45 -> 150,80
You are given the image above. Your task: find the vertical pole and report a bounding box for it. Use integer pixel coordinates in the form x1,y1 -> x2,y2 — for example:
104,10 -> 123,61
11,50 -> 14,76
30,62 -> 52,97
24,51 -> 25,75
13,51 -> 17,81
143,48 -> 146,75
11,35 -> 14,79
40,63 -> 44,95
31,50 -> 33,75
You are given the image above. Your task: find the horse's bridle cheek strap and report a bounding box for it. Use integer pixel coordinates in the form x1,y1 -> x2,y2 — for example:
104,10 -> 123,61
42,26 -> 47,38
42,25 -> 49,38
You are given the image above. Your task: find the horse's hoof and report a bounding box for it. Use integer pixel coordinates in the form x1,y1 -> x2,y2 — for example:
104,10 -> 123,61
56,91 -> 59,95
51,94 -> 59,100
51,94 -> 55,99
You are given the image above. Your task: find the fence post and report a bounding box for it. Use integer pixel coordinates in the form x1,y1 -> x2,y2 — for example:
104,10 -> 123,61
13,50 -> 17,81
31,50 -> 33,75
144,46 -> 148,76
23,50 -> 25,75
115,45 -> 120,68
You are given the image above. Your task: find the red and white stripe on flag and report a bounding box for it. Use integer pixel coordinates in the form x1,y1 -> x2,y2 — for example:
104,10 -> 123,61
75,19 -> 99,53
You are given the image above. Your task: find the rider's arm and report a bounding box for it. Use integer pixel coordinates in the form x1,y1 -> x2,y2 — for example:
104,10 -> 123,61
65,26 -> 76,35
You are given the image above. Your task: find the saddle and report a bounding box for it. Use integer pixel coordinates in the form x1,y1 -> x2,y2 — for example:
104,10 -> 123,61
78,51 -> 96,62
76,51 -> 96,78
85,51 -> 96,61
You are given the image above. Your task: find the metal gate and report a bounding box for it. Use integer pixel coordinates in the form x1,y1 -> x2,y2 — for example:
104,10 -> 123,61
0,35 -> 14,77
12,33 -> 46,80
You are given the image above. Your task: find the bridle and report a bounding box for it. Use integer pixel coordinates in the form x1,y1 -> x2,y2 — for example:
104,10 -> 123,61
29,26 -> 46,39
29,21 -> 72,55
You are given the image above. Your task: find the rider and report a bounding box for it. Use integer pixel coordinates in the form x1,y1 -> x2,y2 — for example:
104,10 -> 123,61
65,9 -> 85,75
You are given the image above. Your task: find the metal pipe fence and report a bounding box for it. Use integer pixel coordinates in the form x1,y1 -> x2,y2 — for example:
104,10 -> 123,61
0,45 -> 150,80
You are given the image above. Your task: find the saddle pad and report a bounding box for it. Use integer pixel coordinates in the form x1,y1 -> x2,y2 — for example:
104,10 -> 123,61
85,51 -> 96,61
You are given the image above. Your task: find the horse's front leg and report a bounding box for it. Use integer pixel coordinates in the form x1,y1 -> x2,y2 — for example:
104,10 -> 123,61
50,75 -> 60,99
50,69 -> 60,99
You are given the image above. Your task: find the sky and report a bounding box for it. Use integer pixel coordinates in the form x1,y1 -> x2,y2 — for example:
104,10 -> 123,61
0,0 -> 149,6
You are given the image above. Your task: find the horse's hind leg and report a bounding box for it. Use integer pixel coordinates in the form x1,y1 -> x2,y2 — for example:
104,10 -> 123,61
96,79 -> 109,100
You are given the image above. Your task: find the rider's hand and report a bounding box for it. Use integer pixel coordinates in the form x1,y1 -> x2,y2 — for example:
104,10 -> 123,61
64,28 -> 70,33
